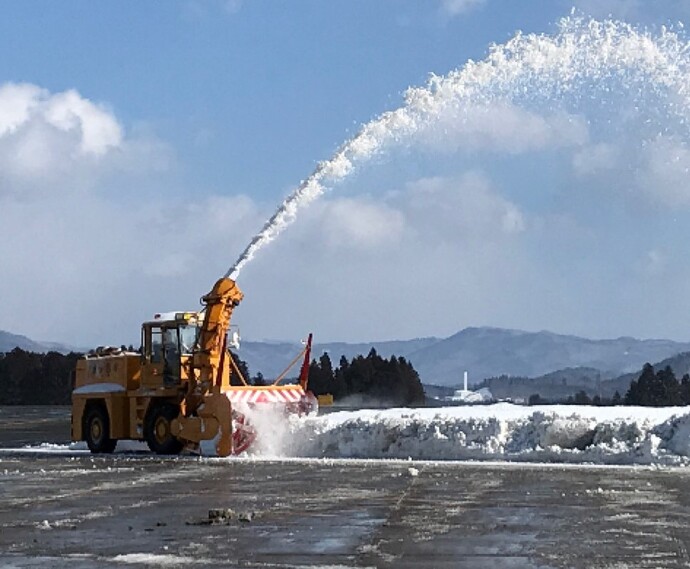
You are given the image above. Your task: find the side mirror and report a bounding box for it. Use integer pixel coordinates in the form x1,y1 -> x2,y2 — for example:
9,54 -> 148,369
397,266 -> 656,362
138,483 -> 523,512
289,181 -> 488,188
229,329 -> 240,349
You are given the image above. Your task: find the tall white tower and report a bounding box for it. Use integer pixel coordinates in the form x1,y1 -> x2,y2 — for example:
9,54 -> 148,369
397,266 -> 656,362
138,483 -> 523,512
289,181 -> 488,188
464,370 -> 468,392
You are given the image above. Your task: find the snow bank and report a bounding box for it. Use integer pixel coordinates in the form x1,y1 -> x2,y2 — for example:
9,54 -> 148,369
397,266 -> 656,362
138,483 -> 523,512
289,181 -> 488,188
270,403 -> 690,465
72,383 -> 125,395
14,403 -> 690,466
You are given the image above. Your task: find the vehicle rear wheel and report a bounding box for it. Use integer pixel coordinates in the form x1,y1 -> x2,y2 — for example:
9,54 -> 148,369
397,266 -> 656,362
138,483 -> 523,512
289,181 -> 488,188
144,403 -> 184,455
84,405 -> 117,454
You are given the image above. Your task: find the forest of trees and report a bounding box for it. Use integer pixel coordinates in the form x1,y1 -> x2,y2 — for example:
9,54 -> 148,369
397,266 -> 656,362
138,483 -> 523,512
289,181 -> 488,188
0,348 -> 82,405
0,346 -> 425,406
4,344 -> 684,408
307,348 -> 426,406
525,363 -> 690,407
0,348 -> 255,405
527,390 -> 623,406
624,363 -> 690,406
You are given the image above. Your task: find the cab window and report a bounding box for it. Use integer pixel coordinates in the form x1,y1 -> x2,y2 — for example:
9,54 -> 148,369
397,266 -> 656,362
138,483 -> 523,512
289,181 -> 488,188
150,327 -> 163,363
179,324 -> 199,354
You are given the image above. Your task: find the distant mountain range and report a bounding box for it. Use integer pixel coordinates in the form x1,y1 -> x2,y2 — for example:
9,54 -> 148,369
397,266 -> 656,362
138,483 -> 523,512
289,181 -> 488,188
239,327 -> 690,388
0,330 -> 78,354
4,326 -> 690,393
0,330 -> 70,352
407,327 -> 690,386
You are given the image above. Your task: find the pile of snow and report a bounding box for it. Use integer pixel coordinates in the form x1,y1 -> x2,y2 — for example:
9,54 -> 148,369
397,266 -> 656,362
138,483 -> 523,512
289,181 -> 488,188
14,403 -> 690,466
268,403 -> 690,465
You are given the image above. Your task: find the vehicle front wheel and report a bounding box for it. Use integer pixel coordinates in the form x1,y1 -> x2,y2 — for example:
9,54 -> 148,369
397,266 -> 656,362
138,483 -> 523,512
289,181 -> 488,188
144,403 -> 184,455
84,405 -> 117,454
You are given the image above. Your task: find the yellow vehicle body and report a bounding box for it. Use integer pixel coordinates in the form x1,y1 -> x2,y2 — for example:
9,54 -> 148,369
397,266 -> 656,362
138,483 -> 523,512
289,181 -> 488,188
71,278 -> 243,456
317,393 -> 334,407
71,277 -> 316,457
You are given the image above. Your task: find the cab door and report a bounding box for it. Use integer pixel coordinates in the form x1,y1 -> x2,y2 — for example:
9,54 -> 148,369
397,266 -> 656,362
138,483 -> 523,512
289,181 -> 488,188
141,324 -> 165,387
162,327 -> 181,386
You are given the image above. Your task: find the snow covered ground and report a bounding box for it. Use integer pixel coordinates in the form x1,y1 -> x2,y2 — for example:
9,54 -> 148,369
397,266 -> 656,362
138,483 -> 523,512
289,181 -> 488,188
13,403 -> 690,466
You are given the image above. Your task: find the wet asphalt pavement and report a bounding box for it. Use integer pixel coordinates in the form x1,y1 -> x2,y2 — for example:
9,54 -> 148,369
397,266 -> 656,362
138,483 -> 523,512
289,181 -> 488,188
2,407 -> 690,568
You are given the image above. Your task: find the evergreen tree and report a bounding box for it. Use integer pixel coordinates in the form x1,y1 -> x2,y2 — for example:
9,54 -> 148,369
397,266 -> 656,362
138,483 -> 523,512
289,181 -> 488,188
0,348 -> 81,405
229,351 -> 250,386
307,352 -> 334,396
626,363 -> 654,405
574,390 -> 591,405
625,363 -> 685,407
528,393 -> 543,405
305,349 -> 425,406
681,374 -> 690,405
657,366 -> 679,406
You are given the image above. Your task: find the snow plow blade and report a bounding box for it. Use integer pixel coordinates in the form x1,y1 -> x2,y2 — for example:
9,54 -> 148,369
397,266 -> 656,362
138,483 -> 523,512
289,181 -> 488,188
171,392 -> 234,457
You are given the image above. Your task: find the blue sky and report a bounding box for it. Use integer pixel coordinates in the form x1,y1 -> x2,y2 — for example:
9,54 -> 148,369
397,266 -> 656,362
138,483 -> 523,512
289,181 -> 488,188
0,1 -> 569,198
3,1 -> 690,347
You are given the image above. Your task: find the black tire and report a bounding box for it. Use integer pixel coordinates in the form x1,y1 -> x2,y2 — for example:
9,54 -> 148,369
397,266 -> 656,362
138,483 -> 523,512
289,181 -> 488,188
84,404 -> 117,454
144,403 -> 184,455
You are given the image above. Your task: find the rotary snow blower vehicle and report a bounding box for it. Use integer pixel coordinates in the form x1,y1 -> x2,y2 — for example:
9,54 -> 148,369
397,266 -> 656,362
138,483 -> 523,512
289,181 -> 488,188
71,277 -> 316,456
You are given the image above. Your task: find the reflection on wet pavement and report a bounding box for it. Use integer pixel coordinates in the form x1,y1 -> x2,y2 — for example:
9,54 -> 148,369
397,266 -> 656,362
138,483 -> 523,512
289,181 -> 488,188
2,454 -> 690,568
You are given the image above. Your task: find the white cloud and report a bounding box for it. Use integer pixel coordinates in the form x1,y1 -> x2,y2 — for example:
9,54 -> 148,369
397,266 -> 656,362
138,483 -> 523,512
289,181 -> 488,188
0,83 -> 121,158
0,83 -> 177,344
6,75 -> 690,349
315,198 -> 405,250
235,176 -> 534,342
43,89 -> 121,155
0,189 -> 265,344
402,173 -> 525,242
224,171 -> 535,342
0,82 -> 168,198
440,0 -> 486,17
417,103 -> 589,155
0,83 -> 43,136
635,136 -> 690,207
572,143 -> 621,176
570,137 -> 690,211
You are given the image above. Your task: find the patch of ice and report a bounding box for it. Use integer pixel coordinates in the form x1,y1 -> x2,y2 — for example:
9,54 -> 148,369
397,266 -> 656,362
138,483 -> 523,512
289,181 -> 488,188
112,553 -> 205,566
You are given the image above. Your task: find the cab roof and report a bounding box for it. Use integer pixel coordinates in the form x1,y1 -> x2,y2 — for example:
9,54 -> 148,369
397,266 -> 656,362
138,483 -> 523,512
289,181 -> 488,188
143,311 -> 202,326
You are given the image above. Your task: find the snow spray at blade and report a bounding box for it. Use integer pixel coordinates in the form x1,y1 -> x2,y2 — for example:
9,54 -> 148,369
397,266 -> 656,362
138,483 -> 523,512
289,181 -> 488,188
225,15 -> 690,279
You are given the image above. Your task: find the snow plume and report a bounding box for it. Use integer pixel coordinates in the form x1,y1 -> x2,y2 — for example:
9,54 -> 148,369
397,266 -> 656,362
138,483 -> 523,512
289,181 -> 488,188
234,403 -> 299,457
226,16 -> 690,279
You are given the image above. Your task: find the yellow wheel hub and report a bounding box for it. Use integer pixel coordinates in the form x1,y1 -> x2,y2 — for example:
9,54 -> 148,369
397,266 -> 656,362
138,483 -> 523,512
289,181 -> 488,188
154,417 -> 169,443
91,420 -> 102,441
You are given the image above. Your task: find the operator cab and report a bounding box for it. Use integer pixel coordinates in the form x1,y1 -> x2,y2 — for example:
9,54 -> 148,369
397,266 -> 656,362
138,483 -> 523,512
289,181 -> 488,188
142,312 -> 201,387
